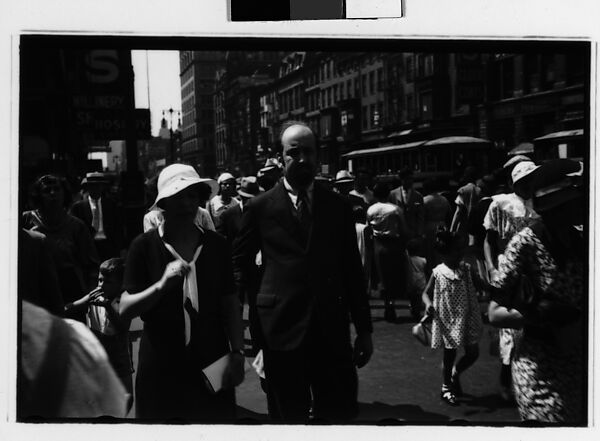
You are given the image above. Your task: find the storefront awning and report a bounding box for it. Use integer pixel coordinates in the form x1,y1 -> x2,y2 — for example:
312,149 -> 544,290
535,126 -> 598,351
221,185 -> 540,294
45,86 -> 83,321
534,129 -> 584,142
422,136 -> 491,146
341,141 -> 426,159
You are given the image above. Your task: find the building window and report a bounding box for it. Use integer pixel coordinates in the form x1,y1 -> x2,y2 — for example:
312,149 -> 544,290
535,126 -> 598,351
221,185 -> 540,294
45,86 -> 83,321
377,68 -> 383,91
406,93 -> 415,120
369,71 -> 375,95
362,105 -> 368,129
406,56 -> 414,81
501,57 -> 515,99
420,92 -> 433,120
424,55 -> 434,76
361,74 -> 367,95
346,80 -> 352,98
370,103 -> 376,128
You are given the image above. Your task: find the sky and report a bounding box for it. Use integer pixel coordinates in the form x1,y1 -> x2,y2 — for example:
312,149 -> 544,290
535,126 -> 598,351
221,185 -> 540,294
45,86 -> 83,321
132,50 -> 182,137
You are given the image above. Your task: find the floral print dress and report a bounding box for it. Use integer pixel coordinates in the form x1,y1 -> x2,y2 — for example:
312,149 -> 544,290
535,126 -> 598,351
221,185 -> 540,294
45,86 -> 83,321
492,226 -> 584,423
431,262 -> 483,349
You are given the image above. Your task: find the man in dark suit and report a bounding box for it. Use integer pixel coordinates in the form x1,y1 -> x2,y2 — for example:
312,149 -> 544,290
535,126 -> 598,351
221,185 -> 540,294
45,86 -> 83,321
233,122 -> 373,423
389,168 -> 425,240
217,176 -> 260,247
70,172 -> 125,261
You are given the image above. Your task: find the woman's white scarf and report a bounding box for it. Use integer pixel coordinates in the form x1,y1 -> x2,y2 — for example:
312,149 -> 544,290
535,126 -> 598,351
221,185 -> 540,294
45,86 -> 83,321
158,223 -> 203,346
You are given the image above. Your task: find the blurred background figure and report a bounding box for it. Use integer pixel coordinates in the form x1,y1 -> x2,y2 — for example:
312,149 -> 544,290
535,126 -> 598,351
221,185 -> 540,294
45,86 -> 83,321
349,168 -> 375,206
22,174 -> 99,322
257,158 -> 282,192
70,172 -> 125,261
389,168 -> 424,241
422,178 -> 452,271
209,172 -> 241,229
450,166 -> 481,243
333,169 -> 354,196
367,182 -> 409,322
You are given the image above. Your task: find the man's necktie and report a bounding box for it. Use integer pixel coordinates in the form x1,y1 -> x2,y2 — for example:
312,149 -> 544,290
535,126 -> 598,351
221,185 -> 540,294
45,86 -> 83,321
296,190 -> 312,244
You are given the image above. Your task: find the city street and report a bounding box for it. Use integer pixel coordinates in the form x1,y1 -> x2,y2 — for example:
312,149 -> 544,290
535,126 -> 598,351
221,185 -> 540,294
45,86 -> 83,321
130,299 -> 521,424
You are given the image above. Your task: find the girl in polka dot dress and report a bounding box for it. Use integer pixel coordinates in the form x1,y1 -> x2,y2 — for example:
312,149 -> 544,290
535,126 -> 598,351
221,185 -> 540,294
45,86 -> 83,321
422,230 -> 487,405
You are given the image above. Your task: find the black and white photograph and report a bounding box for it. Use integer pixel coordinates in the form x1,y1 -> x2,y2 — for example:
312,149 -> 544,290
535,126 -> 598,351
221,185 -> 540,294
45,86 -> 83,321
15,35 -> 590,427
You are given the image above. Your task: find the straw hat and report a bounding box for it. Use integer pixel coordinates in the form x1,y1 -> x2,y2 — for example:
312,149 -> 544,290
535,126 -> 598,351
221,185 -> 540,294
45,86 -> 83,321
154,164 -> 216,208
81,172 -> 109,187
335,170 -> 354,184
511,161 -> 539,184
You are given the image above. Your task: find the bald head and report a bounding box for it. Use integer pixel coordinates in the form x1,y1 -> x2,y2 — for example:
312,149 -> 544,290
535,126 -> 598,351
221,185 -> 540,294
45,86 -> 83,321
281,123 -> 317,190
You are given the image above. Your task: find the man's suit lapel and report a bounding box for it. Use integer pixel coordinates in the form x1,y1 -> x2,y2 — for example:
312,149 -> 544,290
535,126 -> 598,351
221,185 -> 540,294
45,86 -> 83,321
268,182 -> 305,251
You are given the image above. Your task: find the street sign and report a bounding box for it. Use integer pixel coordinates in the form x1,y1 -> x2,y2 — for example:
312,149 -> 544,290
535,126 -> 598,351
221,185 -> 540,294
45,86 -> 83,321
74,108 -> 151,140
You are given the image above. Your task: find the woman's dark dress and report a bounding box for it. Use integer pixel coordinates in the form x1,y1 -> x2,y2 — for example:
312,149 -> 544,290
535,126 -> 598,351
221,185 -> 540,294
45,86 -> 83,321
123,228 -> 236,422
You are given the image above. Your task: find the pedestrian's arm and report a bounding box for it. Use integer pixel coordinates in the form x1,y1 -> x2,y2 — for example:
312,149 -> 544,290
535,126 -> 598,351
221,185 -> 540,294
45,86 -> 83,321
484,230 -> 499,273
421,274 -> 435,313
107,296 -> 131,332
450,204 -> 466,233
488,300 -> 523,329
64,291 -> 93,313
120,260 -> 189,320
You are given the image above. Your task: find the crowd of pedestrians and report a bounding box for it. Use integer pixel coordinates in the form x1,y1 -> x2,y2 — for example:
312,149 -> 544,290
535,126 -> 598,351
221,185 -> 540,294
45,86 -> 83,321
18,121 -> 586,425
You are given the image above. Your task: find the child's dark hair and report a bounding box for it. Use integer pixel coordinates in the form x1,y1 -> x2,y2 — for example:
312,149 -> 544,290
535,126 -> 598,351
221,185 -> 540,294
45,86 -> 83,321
434,229 -> 461,255
29,174 -> 73,209
406,238 -> 422,256
99,257 -> 125,282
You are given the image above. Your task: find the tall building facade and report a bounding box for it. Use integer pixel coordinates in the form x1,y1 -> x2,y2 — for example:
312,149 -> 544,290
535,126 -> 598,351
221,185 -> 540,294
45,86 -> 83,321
179,51 -> 226,177
207,49 -> 587,178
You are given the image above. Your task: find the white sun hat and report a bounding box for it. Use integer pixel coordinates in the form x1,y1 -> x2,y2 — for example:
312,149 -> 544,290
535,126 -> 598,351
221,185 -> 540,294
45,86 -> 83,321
511,160 -> 540,184
217,172 -> 236,184
154,164 -> 217,208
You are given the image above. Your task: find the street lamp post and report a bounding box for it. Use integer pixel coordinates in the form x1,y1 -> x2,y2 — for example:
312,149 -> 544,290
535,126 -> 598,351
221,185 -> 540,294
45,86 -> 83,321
163,107 -> 181,164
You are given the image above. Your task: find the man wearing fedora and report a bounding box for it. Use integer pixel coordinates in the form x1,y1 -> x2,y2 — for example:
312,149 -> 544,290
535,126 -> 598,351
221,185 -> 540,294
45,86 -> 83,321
233,121 -> 373,423
70,172 -> 124,261
257,158 -> 282,192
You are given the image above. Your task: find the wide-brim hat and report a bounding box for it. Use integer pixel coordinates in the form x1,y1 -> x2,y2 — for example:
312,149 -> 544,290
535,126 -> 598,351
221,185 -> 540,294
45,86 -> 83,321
237,176 -> 261,198
335,170 -> 354,184
153,164 -> 217,209
530,159 -> 583,212
511,161 -> 540,184
81,172 -> 109,186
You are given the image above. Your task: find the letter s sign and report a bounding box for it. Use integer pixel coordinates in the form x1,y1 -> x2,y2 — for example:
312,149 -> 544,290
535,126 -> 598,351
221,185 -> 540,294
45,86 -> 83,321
85,50 -> 119,84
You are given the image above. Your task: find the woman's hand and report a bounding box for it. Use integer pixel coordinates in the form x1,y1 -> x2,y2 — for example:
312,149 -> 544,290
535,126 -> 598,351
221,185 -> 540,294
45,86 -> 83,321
222,352 -> 245,390
158,260 -> 191,291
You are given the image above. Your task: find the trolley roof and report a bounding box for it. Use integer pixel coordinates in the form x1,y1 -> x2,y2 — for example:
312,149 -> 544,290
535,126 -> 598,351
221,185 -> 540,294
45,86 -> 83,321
342,136 -> 490,159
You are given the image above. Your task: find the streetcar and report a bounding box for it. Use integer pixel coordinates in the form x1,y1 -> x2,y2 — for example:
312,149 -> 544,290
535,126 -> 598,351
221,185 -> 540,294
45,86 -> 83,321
341,136 -> 493,185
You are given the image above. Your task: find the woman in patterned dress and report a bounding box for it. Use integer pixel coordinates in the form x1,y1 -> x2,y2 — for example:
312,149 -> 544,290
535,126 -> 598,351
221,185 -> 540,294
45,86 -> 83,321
422,230 -> 486,405
488,159 -> 585,424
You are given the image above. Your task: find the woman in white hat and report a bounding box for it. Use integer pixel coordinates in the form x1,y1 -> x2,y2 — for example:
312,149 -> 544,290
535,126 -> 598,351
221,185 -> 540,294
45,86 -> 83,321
119,164 -> 245,421
208,172 -> 241,229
